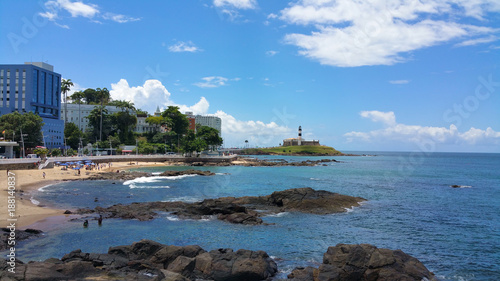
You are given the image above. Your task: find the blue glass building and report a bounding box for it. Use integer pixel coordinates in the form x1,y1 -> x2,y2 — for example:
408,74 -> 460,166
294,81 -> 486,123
0,62 -> 64,150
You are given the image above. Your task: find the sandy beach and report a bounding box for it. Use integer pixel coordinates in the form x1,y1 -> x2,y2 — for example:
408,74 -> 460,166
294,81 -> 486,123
0,161 -> 167,229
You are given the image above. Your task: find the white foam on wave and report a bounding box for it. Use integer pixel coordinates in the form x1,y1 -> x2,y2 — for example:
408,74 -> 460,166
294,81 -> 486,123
166,216 -> 180,221
38,184 -> 55,192
266,212 -> 289,217
310,178 -> 320,181
30,197 -> 40,205
161,196 -> 201,203
129,184 -> 171,189
123,174 -> 197,187
151,172 -> 162,176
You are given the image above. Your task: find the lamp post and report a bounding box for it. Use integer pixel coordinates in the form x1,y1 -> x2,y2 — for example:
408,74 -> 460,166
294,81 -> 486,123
136,138 -> 138,156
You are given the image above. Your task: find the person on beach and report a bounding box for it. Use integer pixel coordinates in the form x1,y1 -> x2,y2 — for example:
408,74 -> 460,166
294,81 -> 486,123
42,172 -> 46,179
98,215 -> 103,226
83,220 -> 88,227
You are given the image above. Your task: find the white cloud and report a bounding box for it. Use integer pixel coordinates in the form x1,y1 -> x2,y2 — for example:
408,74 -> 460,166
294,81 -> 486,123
279,0 -> 499,67
389,80 -> 410,84
213,0 -> 257,9
360,111 -> 396,126
108,79 -> 290,146
266,50 -> 279,56
168,41 -> 202,53
214,110 -> 292,147
455,35 -> 499,47
102,12 -> 141,23
194,76 -> 229,88
40,0 -> 139,26
345,111 -> 500,147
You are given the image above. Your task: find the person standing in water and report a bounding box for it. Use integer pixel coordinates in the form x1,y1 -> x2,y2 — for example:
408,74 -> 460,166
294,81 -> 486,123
98,215 -> 103,226
83,220 -> 89,227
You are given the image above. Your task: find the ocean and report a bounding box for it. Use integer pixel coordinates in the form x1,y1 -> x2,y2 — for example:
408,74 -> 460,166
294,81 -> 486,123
12,152 -> 500,280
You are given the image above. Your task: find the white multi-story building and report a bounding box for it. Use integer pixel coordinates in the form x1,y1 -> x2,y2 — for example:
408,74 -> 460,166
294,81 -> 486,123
185,111 -> 222,136
61,103 -> 159,133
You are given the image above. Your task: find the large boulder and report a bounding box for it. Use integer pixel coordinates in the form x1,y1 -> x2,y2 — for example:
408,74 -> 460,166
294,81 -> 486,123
266,187 -> 365,214
288,244 -> 437,281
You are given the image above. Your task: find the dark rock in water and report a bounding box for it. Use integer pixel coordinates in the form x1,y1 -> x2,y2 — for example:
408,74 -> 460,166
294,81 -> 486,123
63,210 -> 72,214
86,169 -> 215,182
94,188 -> 366,225
288,244 -> 437,281
0,228 -> 43,251
0,239 -> 278,281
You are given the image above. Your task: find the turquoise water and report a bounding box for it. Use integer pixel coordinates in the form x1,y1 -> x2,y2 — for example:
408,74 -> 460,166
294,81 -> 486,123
11,152 -> 500,280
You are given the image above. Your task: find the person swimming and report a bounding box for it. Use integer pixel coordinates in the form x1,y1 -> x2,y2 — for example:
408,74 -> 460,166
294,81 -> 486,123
83,220 -> 89,227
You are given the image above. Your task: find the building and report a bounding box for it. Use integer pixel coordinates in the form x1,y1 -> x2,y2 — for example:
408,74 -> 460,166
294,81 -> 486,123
185,111 -> 196,132
0,62 -> 64,149
190,113 -> 221,136
61,103 -> 122,132
283,126 -> 320,146
61,103 -> 160,134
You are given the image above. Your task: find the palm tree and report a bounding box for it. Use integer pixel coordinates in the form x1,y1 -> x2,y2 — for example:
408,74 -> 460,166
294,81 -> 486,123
61,79 -> 74,127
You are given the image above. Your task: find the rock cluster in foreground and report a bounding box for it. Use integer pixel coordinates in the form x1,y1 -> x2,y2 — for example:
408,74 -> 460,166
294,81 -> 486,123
81,187 -> 366,225
1,239 -> 277,281
288,244 -> 437,281
0,228 -> 43,251
0,241 -> 437,281
85,169 -> 216,181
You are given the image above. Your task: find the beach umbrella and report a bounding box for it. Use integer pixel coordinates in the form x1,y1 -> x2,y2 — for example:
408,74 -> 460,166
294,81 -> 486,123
73,167 -> 80,170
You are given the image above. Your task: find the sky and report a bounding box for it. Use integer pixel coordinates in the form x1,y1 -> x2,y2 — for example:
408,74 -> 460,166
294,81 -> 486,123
1,0 -> 499,152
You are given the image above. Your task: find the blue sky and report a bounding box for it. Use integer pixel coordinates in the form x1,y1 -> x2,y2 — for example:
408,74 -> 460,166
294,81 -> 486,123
1,0 -> 499,152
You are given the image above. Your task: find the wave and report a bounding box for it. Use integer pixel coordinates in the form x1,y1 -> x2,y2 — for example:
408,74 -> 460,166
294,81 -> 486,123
38,184 -> 55,192
266,212 -> 289,217
161,196 -> 202,203
123,174 -> 197,187
129,185 -> 170,189
166,216 -> 180,221
310,178 -> 320,181
30,197 -> 40,205
450,185 -> 472,188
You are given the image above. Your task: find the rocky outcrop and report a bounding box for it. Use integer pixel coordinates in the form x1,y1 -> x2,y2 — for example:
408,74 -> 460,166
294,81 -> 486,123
85,169 -> 215,181
0,228 -> 43,251
287,244 -> 437,281
85,188 -> 365,225
0,239 -> 277,281
235,158 -> 340,167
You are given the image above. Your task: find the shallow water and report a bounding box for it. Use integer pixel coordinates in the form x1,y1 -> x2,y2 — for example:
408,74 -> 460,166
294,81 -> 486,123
11,152 -> 500,280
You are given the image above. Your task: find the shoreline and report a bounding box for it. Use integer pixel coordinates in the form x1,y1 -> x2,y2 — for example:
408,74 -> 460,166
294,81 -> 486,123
0,161 -> 168,229
1,156 -> 340,229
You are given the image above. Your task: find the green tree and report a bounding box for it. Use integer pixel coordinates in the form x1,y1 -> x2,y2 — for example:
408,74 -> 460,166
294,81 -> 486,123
145,116 -> 165,126
69,91 -> 85,104
108,100 -> 136,112
181,131 -> 207,156
64,122 -> 83,150
33,147 -> 49,159
196,125 -> 223,150
0,111 -> 44,147
96,88 -> 111,105
111,111 -> 137,144
162,106 -> 189,136
86,106 -> 112,141
50,148 -> 62,157
61,79 -> 74,126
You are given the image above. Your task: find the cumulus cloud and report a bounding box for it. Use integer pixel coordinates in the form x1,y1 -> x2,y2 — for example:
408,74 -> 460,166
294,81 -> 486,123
345,111 -> 500,147
279,0 -> 499,67
213,110 -> 292,147
40,0 -> 139,26
194,76 -> 229,88
168,41 -> 202,53
109,79 -> 290,146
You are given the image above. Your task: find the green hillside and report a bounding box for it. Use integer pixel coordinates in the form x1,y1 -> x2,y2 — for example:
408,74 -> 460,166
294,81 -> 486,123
240,145 -> 343,156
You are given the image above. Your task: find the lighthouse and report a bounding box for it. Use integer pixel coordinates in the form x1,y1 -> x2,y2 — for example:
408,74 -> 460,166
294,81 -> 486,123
298,126 -> 302,146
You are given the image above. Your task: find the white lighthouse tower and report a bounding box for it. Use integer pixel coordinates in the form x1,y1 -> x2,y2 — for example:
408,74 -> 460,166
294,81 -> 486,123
298,126 -> 302,146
